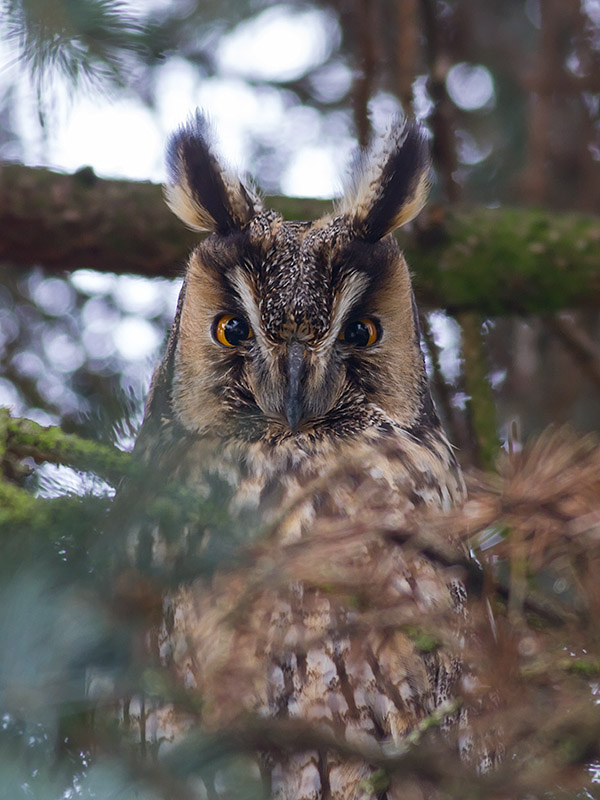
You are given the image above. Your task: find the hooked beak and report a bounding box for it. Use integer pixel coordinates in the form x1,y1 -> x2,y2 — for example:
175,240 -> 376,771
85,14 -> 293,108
284,341 -> 306,432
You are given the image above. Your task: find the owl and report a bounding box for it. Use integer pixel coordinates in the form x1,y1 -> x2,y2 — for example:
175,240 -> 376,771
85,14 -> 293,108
125,112 -> 467,800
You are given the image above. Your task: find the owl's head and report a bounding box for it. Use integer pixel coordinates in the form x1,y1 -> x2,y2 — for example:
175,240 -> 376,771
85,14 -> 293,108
156,112 -> 438,443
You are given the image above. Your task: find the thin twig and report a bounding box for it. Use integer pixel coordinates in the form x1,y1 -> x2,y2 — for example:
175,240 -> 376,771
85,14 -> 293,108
419,310 -> 462,449
419,0 -> 461,202
395,0 -> 419,114
457,313 -> 499,470
352,0 -> 378,147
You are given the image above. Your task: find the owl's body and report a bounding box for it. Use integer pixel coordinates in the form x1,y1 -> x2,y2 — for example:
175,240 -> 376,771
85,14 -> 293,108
129,114 -> 466,799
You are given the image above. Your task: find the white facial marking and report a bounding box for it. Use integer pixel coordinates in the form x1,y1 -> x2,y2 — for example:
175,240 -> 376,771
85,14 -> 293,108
230,267 -> 272,354
314,271 -> 369,352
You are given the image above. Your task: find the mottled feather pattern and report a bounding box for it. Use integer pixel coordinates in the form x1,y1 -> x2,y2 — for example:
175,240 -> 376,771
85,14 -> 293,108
127,111 -> 467,799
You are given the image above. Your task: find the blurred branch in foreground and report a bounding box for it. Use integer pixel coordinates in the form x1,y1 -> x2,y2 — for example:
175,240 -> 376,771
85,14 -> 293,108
1,164 -> 599,315
3,414 -> 600,797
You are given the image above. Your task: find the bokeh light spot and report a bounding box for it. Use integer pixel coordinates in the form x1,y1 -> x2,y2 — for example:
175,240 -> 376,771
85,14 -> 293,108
113,318 -> 161,362
42,333 -> 86,374
112,276 -> 164,317
32,278 -> 75,317
281,147 -> 341,198
217,6 -> 337,83
446,63 -> 495,111
0,378 -> 23,412
71,270 -> 116,296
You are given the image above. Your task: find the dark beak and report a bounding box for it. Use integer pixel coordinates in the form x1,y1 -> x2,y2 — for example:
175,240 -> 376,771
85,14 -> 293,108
285,341 -> 306,431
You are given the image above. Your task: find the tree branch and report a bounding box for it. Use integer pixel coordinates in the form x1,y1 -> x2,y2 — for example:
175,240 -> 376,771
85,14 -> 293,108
1,408 -> 132,486
1,164 -> 599,315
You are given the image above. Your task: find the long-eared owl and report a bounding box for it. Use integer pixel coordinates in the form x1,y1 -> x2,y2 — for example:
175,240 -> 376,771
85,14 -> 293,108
128,111 -> 466,800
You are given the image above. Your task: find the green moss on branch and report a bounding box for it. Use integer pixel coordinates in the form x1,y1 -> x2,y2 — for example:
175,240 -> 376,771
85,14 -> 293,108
1,165 -> 599,315
404,206 -> 600,315
1,409 -> 132,486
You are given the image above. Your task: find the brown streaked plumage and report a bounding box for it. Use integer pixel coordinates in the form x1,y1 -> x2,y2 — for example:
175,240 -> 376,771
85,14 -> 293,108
128,111 -> 466,799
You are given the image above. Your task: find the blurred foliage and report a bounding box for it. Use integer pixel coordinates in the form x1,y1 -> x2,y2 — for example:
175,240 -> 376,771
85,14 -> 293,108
3,415 -> 600,797
3,0 -> 148,97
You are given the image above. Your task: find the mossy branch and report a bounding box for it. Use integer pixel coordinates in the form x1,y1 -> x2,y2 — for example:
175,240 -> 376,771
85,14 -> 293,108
1,164 -> 599,315
0,477 -> 42,526
407,205 -> 600,316
0,408 -> 132,486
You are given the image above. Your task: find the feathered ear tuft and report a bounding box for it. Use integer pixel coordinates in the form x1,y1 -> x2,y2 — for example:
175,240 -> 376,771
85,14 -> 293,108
336,118 -> 431,242
164,111 -> 261,234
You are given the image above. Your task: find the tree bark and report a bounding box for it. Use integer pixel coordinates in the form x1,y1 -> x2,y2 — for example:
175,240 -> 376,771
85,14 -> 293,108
1,163 -> 599,315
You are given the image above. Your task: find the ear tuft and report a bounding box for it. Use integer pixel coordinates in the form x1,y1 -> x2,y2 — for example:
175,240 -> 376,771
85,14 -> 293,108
164,111 -> 261,234
336,118 -> 431,241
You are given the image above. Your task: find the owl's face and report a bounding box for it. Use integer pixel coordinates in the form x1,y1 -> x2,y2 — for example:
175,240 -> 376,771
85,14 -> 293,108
162,113 -> 436,443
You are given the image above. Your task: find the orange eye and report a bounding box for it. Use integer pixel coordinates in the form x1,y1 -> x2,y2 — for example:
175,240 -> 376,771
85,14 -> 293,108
338,318 -> 379,347
214,314 -> 253,347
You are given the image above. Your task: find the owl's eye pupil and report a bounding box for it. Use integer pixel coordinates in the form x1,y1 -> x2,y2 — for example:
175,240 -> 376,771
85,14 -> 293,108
215,314 -> 253,347
224,317 -> 249,344
339,318 -> 379,347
